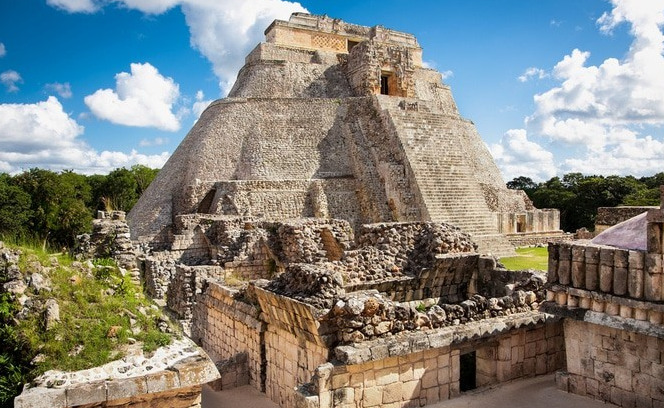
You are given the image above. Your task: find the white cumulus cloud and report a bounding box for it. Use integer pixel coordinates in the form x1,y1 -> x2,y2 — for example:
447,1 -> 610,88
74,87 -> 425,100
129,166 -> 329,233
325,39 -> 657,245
48,0 -> 307,95
496,0 -> 664,179
0,97 -> 170,174
1,70 -> 23,92
518,67 -> 548,82
192,90 -> 213,119
84,62 -> 181,131
489,129 -> 556,181
46,82 -> 73,99
46,0 -> 98,13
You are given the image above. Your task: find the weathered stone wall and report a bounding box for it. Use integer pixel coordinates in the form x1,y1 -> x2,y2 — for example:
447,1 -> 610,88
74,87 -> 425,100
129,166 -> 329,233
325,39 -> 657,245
558,319 -> 664,408
547,242 -> 664,304
595,206 -> 656,233
191,282 -> 265,391
256,288 -> 330,408
306,315 -> 564,408
495,209 -> 561,235
15,340 -> 219,408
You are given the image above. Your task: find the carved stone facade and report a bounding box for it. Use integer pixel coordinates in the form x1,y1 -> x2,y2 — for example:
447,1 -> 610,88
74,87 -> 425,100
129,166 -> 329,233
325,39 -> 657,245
128,13 -> 563,258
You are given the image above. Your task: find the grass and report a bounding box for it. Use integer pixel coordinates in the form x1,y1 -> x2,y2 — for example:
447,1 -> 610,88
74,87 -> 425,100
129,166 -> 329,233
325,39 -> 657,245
500,246 -> 549,271
5,244 -> 176,375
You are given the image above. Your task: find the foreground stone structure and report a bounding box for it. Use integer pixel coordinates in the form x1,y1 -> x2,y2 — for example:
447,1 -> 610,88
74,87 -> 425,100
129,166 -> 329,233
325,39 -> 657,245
128,13 -> 564,257
544,188 -> 664,407
14,339 -> 219,408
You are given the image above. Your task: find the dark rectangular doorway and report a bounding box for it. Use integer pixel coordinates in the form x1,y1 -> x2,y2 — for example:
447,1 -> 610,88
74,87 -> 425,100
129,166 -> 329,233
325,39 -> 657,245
380,75 -> 389,95
460,351 -> 477,392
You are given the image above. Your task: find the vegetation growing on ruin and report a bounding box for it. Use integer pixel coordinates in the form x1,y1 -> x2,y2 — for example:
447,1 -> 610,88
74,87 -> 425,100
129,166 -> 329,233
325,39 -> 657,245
0,244 -> 175,408
500,247 -> 549,271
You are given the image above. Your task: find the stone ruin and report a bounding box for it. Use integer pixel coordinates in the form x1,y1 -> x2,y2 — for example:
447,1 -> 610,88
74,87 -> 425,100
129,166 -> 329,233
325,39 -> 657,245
127,13 -> 567,258
112,13 -> 574,408
543,186 -> 664,407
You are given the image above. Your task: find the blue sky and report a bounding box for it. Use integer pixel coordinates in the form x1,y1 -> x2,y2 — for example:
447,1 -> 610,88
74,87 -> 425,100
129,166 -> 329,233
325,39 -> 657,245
0,0 -> 662,181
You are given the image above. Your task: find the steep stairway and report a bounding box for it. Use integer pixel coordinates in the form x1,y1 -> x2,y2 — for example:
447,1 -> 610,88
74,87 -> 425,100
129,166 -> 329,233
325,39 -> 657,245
375,96 -> 515,257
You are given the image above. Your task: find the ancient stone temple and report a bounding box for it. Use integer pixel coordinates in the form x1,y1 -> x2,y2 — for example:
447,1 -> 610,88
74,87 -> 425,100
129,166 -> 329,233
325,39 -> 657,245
128,13 -> 563,257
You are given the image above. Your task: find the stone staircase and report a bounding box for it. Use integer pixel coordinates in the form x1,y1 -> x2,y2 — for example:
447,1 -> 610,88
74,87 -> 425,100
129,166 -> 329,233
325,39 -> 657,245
375,96 -> 515,257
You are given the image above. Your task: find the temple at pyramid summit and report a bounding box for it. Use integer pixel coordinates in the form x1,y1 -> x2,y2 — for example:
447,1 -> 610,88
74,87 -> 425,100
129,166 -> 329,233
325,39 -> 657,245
128,13 -> 564,256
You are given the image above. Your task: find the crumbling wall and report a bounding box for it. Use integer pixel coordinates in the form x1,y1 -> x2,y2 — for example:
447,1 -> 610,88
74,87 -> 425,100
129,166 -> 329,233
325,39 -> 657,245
191,282 -> 265,391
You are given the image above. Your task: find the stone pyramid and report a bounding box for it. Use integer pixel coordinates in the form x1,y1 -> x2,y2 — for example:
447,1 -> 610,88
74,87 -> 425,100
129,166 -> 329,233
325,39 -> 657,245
129,13 -> 557,256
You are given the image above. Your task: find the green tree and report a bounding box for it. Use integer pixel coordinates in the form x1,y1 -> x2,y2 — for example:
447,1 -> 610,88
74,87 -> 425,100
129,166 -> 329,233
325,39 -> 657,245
0,174 -> 32,238
506,176 -> 538,197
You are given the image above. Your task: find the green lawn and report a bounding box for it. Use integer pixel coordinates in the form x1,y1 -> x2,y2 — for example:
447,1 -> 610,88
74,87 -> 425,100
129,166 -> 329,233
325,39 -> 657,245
500,246 -> 549,271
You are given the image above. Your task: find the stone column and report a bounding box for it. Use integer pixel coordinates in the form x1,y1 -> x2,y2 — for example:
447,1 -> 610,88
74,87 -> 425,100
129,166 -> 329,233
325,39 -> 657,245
548,243 -> 559,284
628,250 -> 644,299
599,248 -> 615,294
558,243 -> 572,285
571,246 -> 585,288
585,246 -> 600,291
613,250 -> 629,296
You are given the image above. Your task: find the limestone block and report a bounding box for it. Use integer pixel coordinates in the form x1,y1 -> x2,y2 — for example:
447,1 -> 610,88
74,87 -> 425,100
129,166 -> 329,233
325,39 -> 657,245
172,355 -> 220,387
599,248 -> 615,293
644,271 -> 663,301
605,302 -> 620,316
571,246 -> 586,288
145,369 -> 180,394
106,376 -> 148,401
66,380 -> 107,407
14,387 -> 67,408
558,244 -> 572,285
382,382 -> 402,404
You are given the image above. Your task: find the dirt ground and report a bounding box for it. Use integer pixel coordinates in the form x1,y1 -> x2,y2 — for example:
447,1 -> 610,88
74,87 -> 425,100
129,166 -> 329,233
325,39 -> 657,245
201,374 -> 614,408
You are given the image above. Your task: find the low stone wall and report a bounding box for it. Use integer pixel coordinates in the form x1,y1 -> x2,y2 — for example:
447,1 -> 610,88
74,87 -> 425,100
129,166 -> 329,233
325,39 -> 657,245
557,319 -> 664,407
255,288 -> 330,407
299,312 -> 564,408
595,206 -> 656,233
547,242 -> 664,302
505,232 -> 573,248
14,339 -> 219,408
191,282 -> 265,391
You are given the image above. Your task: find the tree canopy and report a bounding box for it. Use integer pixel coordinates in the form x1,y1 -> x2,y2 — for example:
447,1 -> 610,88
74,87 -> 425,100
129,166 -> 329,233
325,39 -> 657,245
0,166 -> 159,249
508,172 -> 662,232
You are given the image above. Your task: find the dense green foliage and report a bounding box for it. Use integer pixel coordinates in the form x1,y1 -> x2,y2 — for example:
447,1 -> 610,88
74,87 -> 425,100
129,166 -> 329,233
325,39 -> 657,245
508,172 -> 664,232
0,165 -> 158,249
500,246 -> 549,271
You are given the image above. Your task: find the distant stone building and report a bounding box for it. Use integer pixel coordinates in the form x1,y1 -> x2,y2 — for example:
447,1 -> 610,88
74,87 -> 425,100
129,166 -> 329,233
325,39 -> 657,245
128,13 -> 563,257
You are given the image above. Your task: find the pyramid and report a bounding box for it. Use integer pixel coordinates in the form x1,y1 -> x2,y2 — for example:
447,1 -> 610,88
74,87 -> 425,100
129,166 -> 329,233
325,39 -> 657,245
128,13 -> 556,256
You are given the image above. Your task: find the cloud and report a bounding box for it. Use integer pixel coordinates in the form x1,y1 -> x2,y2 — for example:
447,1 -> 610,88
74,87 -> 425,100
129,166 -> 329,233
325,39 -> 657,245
84,62 -> 181,131
192,90 -> 213,119
0,43 -> 5,58
0,97 -> 169,174
46,0 -> 98,13
1,70 -> 23,92
518,67 -> 548,82
508,0 -> 664,178
46,0 -> 100,13
490,129 -> 557,181
48,0 -> 307,95
46,82 -> 73,99
139,137 -> 169,146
